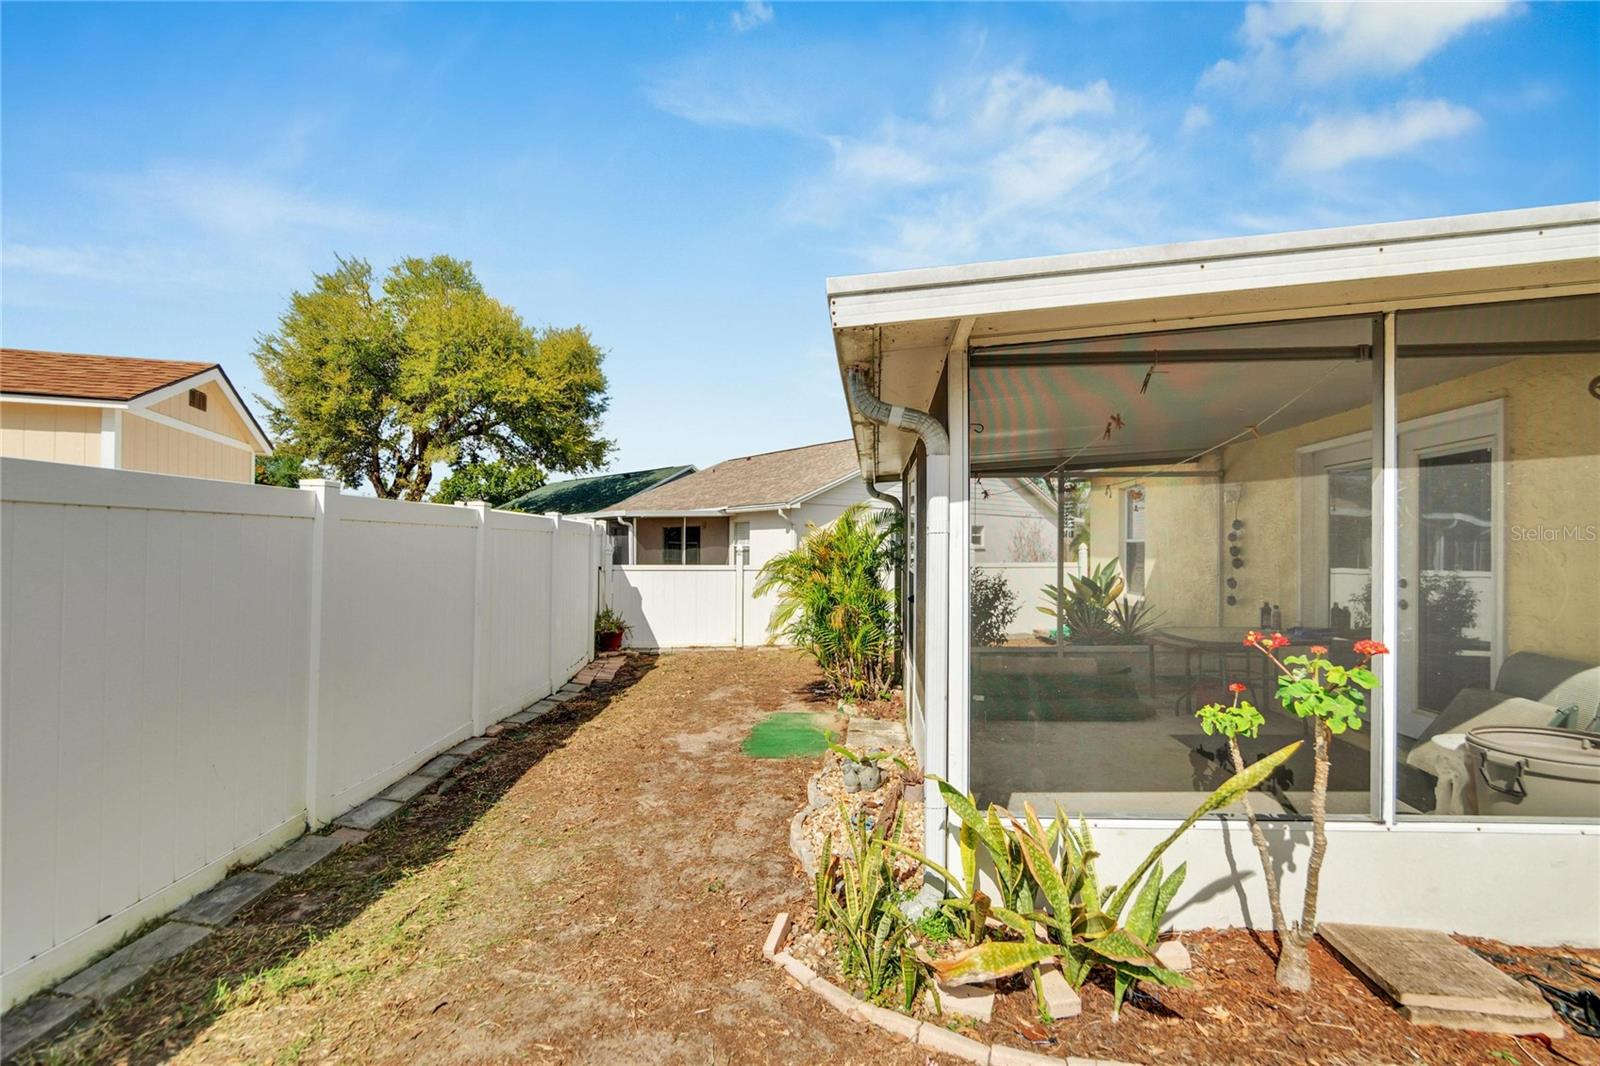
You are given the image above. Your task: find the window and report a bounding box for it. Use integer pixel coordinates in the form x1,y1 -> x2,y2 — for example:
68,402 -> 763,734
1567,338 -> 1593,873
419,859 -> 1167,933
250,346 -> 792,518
187,388 -> 207,412
734,521 -> 751,566
970,525 -> 986,551
663,525 -> 701,565
1122,488 -> 1146,598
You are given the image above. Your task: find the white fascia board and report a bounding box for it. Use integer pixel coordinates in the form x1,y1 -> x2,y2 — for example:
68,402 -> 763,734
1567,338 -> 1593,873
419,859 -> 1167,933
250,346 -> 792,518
596,508 -> 729,518
0,393 -> 126,410
827,202 -> 1600,328
131,367 -> 273,453
124,407 -> 258,452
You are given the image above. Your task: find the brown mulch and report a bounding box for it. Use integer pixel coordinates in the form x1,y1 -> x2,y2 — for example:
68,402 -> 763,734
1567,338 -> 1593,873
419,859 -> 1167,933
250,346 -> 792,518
29,650 -> 931,1065
972,929 -> 1600,1066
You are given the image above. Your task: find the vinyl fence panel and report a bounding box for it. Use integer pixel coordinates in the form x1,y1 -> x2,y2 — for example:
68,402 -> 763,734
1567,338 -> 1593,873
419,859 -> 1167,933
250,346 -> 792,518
0,460 -> 604,1009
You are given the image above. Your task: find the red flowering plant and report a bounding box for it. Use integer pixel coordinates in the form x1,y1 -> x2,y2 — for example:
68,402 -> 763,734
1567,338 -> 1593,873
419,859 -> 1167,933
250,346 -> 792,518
1195,632 -> 1388,992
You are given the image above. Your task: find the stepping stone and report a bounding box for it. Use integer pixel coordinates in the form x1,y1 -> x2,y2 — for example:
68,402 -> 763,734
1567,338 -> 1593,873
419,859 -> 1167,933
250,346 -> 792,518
380,774 -> 433,802
1156,938 -> 1192,973
1,994 -> 90,1059
328,826 -> 369,846
505,709 -> 536,724
447,737 -> 492,758
57,921 -> 212,1003
1320,923 -> 1561,1036
257,834 -> 342,876
927,979 -> 995,1022
549,689 -> 582,704
558,683 -> 585,695
530,698 -> 560,712
846,718 -> 908,752
484,723 -> 506,736
416,754 -> 464,778
172,871 -> 280,926
1038,964 -> 1083,1019
335,798 -> 403,830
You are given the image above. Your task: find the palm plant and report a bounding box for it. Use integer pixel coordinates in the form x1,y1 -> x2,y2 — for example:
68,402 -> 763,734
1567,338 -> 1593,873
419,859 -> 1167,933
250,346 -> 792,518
755,503 -> 898,698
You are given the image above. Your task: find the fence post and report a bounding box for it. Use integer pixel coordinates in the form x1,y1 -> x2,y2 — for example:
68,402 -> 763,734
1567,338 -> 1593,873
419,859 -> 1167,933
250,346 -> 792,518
300,478 -> 340,828
467,501 -> 491,735
546,512 -> 561,691
735,554 -> 746,648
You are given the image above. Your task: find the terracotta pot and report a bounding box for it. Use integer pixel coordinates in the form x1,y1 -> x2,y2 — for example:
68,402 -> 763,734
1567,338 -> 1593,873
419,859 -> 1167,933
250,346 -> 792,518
597,630 -> 624,653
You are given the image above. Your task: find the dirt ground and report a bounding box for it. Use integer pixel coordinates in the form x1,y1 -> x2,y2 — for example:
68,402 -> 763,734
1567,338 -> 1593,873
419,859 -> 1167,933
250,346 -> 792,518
34,650 -> 930,1065
29,648 -> 1599,1066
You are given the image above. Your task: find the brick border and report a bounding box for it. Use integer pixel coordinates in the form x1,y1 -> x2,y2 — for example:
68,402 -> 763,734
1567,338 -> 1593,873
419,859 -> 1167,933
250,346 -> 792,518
1,659 -> 625,1062
762,912 -> 1143,1066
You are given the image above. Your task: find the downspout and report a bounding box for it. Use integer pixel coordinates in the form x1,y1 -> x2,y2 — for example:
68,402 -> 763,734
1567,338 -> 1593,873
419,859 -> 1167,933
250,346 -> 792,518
846,367 -> 952,896
846,368 -> 949,456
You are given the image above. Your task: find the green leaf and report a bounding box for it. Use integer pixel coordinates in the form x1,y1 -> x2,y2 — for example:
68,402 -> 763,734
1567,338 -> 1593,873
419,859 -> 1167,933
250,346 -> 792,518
1104,741 -> 1301,919
928,940 -> 1061,985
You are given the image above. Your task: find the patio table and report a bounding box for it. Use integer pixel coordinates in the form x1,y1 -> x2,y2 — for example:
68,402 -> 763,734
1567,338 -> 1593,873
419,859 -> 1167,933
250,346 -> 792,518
1152,627 -> 1356,716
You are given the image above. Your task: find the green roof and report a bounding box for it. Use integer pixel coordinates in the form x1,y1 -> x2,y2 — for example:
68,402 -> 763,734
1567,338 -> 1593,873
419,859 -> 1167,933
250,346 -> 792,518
504,465 -> 694,516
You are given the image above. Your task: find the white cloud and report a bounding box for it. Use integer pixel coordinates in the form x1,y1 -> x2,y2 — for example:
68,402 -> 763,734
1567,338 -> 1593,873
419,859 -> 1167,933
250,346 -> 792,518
730,1 -> 773,33
1205,1 -> 1520,89
1180,105 -> 1212,134
791,70 -> 1144,265
1283,98 -> 1481,173
100,168 -> 400,239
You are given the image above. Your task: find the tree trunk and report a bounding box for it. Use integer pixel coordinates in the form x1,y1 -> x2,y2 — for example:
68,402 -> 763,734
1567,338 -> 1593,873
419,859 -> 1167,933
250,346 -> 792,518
1275,930 -> 1312,991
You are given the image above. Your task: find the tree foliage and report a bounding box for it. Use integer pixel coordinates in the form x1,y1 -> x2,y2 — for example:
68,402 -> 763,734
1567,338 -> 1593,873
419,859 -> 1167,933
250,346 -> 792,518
432,460 -> 545,507
254,453 -> 308,488
754,503 -> 898,699
254,255 -> 610,500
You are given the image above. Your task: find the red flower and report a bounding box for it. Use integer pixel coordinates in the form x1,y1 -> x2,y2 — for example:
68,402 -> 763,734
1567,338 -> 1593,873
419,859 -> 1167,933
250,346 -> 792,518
1309,645 -> 1328,655
1228,682 -> 1247,694
1269,632 -> 1291,649
1353,639 -> 1389,657
1244,630 -> 1263,647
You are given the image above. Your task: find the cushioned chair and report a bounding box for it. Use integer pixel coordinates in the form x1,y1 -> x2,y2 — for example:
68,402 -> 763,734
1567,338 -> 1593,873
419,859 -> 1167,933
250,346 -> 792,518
1400,652 -> 1600,814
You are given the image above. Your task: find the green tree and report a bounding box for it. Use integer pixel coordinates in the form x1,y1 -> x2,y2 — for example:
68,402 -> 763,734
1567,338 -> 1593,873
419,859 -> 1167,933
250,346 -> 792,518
432,460 -> 545,507
254,255 -> 610,500
254,453 -> 307,488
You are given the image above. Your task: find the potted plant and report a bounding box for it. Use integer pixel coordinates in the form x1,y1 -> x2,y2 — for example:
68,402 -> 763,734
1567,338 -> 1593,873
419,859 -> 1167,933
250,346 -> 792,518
594,606 -> 630,653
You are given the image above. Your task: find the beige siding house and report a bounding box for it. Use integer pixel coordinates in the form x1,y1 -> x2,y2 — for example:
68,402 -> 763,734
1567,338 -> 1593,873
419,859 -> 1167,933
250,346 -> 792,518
0,348 -> 270,482
593,440 -> 891,568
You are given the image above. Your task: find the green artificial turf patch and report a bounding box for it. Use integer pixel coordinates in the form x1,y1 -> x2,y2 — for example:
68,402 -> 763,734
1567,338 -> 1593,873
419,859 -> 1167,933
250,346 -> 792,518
742,711 -> 833,759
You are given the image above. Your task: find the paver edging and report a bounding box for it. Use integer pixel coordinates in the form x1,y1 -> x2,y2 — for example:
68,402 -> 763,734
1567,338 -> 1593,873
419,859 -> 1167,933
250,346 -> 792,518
762,912 -> 1146,1066
2,660 -> 620,1063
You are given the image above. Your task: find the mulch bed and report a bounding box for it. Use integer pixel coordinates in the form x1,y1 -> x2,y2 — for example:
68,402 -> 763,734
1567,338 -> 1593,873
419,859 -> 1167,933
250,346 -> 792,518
977,929 -> 1600,1066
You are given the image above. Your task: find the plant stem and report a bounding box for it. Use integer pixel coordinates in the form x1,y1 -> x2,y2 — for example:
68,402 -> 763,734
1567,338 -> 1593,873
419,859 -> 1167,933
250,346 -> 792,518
1227,737 -> 1288,937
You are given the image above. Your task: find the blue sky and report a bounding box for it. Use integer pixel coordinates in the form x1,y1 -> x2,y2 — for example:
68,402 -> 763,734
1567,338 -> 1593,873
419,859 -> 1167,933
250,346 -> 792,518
4,1 -> 1596,476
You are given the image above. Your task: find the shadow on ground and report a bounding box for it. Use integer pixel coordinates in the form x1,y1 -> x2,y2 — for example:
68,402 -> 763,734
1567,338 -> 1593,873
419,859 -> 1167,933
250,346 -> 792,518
24,655 -> 660,1065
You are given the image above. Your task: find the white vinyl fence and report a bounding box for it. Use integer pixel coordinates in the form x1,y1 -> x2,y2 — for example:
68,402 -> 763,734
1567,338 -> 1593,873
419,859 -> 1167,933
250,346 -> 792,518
974,561 -> 1082,635
609,563 -> 782,648
0,459 -> 605,1008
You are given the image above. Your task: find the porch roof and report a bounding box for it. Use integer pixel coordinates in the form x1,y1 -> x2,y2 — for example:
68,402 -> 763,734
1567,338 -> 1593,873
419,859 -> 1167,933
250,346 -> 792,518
828,202 -> 1600,482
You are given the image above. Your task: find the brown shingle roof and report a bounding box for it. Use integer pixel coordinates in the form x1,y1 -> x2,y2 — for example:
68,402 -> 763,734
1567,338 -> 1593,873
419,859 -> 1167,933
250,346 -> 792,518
608,440 -> 859,512
1,348 -> 217,401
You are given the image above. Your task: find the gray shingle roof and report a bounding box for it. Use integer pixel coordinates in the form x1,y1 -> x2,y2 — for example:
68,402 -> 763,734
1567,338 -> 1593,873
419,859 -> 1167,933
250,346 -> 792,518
603,440 -> 858,513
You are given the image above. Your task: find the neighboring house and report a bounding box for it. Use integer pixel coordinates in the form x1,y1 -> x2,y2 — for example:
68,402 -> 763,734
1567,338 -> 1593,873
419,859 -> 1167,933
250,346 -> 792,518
595,439 -> 889,569
505,465 -> 695,563
0,348 -> 270,483
830,203 -> 1600,946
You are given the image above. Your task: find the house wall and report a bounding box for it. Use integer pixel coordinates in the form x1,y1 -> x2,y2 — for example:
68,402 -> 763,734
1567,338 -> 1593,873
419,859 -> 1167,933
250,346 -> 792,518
1083,354 -> 1599,661
122,410 -> 255,483
147,381 -> 256,446
0,402 -> 102,466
